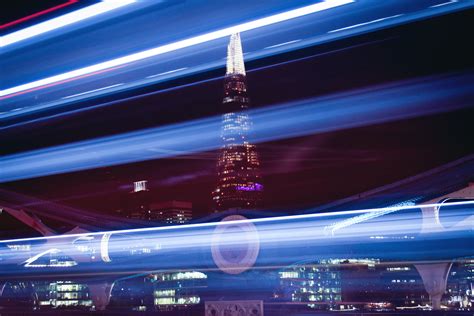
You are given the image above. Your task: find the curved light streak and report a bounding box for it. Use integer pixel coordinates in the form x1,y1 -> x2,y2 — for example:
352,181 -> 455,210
101,232 -> 112,263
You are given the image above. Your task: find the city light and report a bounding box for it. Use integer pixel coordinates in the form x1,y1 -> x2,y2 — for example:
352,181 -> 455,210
1,3 -> 473,313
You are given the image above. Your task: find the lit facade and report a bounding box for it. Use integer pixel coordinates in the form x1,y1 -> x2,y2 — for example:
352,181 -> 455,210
151,200 -> 192,224
276,260 -> 343,310
152,271 -> 207,311
378,264 -> 428,309
212,33 -> 263,211
444,260 -> 474,310
124,181 -> 192,224
35,281 -> 92,310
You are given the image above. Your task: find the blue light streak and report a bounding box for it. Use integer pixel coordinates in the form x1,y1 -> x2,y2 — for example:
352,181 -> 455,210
0,200 -> 472,244
0,201 -> 472,276
1,72 -> 472,183
0,0 -> 353,98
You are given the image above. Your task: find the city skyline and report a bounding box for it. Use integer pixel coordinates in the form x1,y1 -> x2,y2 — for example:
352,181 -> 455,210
0,2 -> 473,313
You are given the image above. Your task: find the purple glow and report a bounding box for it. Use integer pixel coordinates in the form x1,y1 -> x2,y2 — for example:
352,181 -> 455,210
236,183 -> 264,191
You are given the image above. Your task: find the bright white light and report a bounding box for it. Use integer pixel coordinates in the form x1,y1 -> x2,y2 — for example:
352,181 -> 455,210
62,83 -> 123,99
1,0 -> 136,48
100,233 -> 112,263
324,200 -> 417,235
146,67 -> 188,79
1,200 -> 473,244
264,39 -> 301,50
430,0 -> 458,8
226,33 -> 246,75
328,14 -> 403,33
23,248 -> 77,268
133,180 -> 148,192
0,0 -> 354,98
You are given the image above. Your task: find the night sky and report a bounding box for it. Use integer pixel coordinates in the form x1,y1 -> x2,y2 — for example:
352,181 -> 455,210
1,10 -> 473,233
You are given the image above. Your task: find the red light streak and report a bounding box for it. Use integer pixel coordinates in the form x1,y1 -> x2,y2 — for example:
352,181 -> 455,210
1,0 -> 78,30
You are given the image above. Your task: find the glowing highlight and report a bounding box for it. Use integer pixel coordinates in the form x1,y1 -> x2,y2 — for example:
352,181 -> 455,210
0,0 -> 353,97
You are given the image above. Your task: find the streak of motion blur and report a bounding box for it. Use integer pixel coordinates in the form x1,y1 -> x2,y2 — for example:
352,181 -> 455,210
1,0 -> 473,315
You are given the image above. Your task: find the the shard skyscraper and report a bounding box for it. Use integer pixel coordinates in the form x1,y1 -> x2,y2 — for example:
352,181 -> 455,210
212,33 -> 263,211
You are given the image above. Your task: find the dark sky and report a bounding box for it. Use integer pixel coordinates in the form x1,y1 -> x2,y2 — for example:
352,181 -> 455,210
1,10 -> 473,231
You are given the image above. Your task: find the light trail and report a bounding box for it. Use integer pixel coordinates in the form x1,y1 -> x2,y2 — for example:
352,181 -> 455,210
0,39 -> 392,122
328,14 -> 403,33
0,65 -> 125,100
0,0 -> 354,98
0,72 -> 472,183
1,200 -> 472,244
264,39 -> 301,49
61,83 -> 124,99
0,201 -> 472,277
146,67 -> 188,79
0,0 -> 137,48
430,0 -> 458,8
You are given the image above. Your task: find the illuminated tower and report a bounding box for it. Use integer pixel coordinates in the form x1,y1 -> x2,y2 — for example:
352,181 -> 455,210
212,33 -> 263,211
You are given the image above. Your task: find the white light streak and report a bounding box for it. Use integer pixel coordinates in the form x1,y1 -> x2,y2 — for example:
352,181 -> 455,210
0,0 -> 354,98
1,0 -> 136,48
146,67 -> 188,79
264,39 -> 301,49
61,83 -> 124,99
100,233 -> 112,263
430,0 -> 458,8
328,14 -> 403,33
1,200 -> 473,245
324,201 -> 416,236
23,248 -> 62,267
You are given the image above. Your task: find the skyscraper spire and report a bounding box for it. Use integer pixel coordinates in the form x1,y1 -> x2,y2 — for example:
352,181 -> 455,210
213,33 -> 263,211
226,33 -> 246,76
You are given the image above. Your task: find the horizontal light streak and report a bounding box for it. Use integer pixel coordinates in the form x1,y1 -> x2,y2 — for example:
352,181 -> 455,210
62,83 -> 124,99
0,72 -> 471,183
328,14 -> 403,33
0,0 -> 354,98
1,200 -> 473,244
146,67 -> 188,79
0,65 -> 125,101
1,0 -> 136,48
264,39 -> 301,49
0,202 -> 471,275
430,0 -> 458,8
